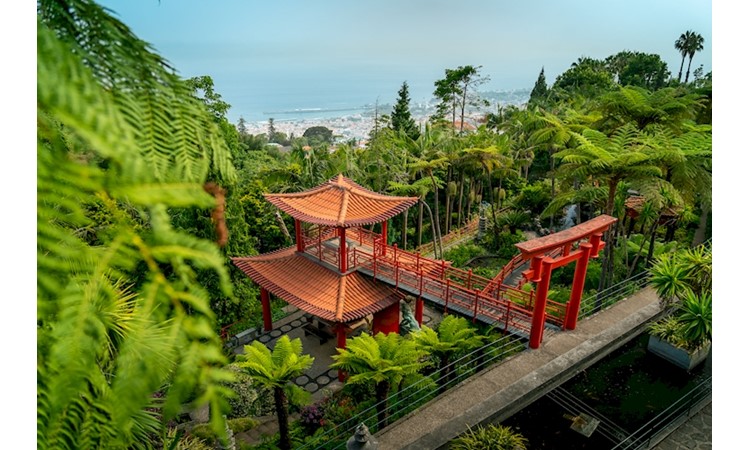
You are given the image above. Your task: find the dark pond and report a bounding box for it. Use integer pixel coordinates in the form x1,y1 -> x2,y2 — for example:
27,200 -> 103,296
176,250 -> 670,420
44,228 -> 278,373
499,332 -> 711,449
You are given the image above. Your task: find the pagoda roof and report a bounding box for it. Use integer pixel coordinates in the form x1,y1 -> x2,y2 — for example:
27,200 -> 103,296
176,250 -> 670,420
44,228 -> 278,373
232,247 -> 402,323
265,174 -> 418,227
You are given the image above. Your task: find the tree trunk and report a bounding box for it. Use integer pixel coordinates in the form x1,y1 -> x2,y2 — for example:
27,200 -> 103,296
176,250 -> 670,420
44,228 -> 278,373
677,56 -> 686,83
646,224 -> 659,265
430,173 -> 444,258
375,380 -> 390,429
692,200 -> 709,246
274,387 -> 291,450
548,147 -> 557,229
438,354 -> 451,394
685,56 -> 694,83
445,167 -> 453,234
627,219 -> 657,278
457,175 -> 465,226
417,199 -> 424,248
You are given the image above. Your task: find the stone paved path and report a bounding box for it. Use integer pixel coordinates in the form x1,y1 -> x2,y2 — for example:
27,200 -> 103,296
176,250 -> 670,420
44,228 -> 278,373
653,403 -> 712,450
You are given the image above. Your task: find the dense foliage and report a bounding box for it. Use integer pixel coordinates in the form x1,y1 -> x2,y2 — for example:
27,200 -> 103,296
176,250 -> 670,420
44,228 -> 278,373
38,3 -> 711,447
37,0 -> 237,447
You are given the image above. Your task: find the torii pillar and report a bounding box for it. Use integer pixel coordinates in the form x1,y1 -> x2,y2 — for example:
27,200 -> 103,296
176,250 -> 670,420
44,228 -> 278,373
517,216 -> 616,349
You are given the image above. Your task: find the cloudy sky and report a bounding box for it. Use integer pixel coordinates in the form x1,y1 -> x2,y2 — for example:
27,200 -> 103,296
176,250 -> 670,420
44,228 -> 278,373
96,0 -> 713,121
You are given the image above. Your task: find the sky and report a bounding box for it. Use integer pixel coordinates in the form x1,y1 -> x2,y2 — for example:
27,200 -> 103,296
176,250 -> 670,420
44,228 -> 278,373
96,0 -> 713,123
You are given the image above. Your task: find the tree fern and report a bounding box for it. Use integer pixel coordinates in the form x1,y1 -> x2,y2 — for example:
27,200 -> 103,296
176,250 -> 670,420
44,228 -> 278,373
37,2 -> 240,448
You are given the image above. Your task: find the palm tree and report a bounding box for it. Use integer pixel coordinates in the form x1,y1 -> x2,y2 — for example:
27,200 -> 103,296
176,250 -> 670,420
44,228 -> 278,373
400,126 -> 451,257
675,31 -> 690,82
462,137 -> 518,246
331,333 -> 426,429
684,31 -> 705,83
236,336 -> 314,450
412,315 -> 485,393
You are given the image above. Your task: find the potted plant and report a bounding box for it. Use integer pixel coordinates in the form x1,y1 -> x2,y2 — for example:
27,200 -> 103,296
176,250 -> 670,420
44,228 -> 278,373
647,245 -> 711,371
647,291 -> 711,370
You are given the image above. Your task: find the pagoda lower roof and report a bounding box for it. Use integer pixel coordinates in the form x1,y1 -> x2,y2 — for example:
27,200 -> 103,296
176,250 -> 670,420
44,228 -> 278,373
265,174 -> 418,227
231,247 -> 402,323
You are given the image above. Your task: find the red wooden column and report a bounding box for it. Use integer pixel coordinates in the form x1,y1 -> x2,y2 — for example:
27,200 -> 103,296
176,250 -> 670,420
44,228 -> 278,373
335,324 -> 348,382
415,297 -> 424,326
260,287 -> 273,332
372,302 -> 400,335
295,219 -> 304,252
381,220 -> 388,256
339,227 -> 347,273
564,242 -> 593,331
529,257 -> 553,349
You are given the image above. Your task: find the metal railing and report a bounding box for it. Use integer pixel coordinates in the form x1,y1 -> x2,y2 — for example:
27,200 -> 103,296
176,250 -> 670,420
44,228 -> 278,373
610,376 -> 712,450
579,271 -> 651,319
297,333 -> 528,449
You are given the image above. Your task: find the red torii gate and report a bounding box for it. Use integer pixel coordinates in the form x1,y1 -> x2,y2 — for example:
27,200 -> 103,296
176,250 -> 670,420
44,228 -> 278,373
516,215 -> 618,349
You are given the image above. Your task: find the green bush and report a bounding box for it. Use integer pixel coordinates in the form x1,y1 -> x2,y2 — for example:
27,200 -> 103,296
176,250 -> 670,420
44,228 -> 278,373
451,424 -> 528,450
191,417 -> 260,443
222,364 -> 275,419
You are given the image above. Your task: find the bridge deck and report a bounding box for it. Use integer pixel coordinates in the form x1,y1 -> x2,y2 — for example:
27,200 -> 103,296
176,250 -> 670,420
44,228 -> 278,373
375,286 -> 663,450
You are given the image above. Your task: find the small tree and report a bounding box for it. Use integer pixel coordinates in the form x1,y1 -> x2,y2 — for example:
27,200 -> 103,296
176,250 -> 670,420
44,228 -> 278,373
331,333 -> 426,428
236,336 -> 314,450
412,315 -> 485,393
528,67 -> 548,105
391,81 -> 420,140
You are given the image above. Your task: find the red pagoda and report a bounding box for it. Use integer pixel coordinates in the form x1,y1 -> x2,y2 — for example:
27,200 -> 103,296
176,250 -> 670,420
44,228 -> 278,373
232,175 -> 419,369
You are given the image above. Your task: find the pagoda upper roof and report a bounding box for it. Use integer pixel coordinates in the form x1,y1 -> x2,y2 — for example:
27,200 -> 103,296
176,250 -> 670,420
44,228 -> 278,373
265,174 -> 418,227
232,247 -> 402,323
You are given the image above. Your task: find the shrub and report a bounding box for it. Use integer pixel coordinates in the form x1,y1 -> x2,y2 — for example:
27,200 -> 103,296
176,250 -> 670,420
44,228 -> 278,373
451,424 -> 528,450
190,417 -> 260,443
222,364 -> 275,419
299,403 -> 326,434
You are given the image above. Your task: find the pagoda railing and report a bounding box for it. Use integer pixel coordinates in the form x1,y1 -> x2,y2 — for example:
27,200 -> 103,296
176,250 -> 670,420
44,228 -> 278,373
352,249 -> 535,334
300,225 -> 561,328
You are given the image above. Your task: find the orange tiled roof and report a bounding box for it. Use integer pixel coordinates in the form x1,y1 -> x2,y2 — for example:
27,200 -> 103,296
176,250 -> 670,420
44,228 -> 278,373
265,174 -> 418,227
232,247 -> 402,323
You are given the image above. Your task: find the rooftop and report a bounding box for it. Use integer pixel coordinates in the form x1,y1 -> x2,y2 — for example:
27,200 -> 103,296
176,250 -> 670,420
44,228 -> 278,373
265,174 -> 418,227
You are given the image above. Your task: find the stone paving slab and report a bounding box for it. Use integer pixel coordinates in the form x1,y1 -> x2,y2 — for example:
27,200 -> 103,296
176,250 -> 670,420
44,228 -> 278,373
653,403 -> 712,450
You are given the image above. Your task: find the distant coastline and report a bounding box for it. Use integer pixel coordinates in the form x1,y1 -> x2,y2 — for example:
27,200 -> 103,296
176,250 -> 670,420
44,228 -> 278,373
241,88 -> 531,142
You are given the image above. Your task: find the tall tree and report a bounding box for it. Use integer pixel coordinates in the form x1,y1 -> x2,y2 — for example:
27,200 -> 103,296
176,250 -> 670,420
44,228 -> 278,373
391,81 -> 420,140
268,117 -> 277,142
236,336 -> 313,450
433,65 -> 489,133
331,333 -> 426,429
674,31 -> 691,82
683,31 -> 705,83
605,51 -> 670,91
528,67 -> 549,105
37,0 -> 237,447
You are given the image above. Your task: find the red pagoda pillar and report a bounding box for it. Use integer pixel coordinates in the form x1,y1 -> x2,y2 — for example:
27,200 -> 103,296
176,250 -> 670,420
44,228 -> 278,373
372,301 -> 400,335
260,287 -> 273,332
295,219 -> 304,252
335,324 -> 348,382
339,227 -> 347,272
381,220 -> 388,256
415,297 -> 424,326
